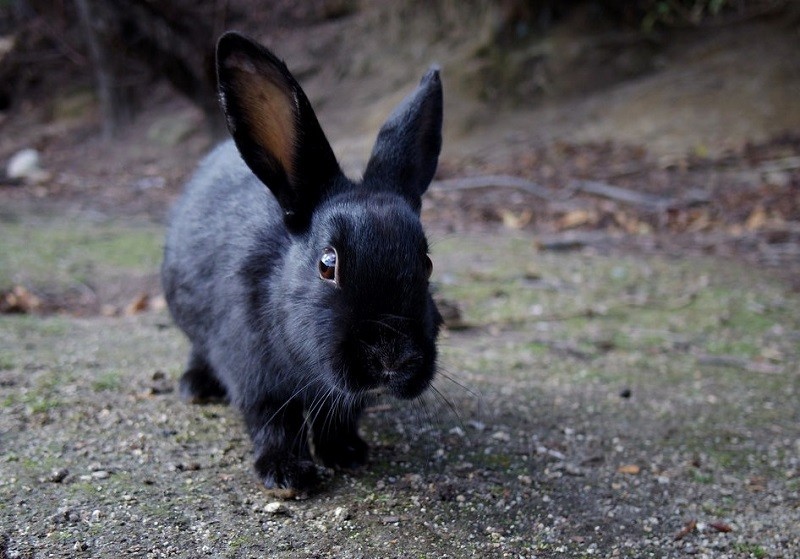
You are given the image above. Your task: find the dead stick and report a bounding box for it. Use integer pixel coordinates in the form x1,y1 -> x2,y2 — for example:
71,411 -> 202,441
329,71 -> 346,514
568,179 -> 673,210
432,174 -> 709,210
431,175 -> 557,201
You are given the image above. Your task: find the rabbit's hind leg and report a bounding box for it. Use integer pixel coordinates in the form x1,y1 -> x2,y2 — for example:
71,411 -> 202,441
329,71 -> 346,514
179,348 -> 228,404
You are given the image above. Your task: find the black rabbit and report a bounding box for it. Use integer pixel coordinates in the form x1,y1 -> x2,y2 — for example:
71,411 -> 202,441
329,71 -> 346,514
161,32 -> 443,495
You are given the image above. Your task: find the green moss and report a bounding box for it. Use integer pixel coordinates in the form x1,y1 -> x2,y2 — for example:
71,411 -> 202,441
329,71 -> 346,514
0,219 -> 162,291
27,396 -> 63,414
0,352 -> 14,370
733,542 -> 766,558
691,470 -> 714,484
0,314 -> 72,338
92,369 -> 123,392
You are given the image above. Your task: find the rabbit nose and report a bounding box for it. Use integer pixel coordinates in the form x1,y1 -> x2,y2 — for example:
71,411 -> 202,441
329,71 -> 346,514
380,352 -> 417,379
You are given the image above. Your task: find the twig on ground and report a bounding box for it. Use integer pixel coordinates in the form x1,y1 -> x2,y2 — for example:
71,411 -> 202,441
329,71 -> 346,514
431,175 -> 558,201
535,232 -> 618,251
431,174 -> 710,211
568,179 -> 710,211
528,338 -> 596,360
695,354 -> 783,374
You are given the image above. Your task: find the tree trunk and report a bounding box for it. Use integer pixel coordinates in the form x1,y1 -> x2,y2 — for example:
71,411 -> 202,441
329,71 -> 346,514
75,0 -> 226,139
75,0 -> 136,139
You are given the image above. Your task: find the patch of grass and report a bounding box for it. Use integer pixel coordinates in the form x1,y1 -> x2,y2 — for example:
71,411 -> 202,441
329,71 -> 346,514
92,369 -> 123,392
0,219 -> 162,290
227,535 -> 255,555
0,314 -> 72,337
0,351 -> 14,370
27,395 -> 62,414
480,451 -> 513,470
6,381 -> 64,414
690,470 -> 714,484
733,542 -> 766,558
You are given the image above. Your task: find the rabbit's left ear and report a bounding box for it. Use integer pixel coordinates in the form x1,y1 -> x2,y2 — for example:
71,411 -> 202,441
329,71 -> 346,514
363,68 -> 443,212
216,31 -> 341,230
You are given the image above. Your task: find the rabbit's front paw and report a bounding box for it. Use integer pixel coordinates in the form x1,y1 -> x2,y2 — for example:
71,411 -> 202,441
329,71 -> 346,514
254,453 -> 320,496
314,433 -> 369,471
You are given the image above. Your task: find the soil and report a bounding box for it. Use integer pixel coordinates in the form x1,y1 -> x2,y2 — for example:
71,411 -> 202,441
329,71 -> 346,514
1,5 -> 799,558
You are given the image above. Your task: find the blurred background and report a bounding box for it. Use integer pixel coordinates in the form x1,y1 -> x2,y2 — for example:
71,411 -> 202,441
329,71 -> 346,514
1,0 -> 799,313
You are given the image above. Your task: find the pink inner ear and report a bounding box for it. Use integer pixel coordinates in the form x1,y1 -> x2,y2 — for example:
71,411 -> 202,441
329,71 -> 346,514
226,56 -> 298,181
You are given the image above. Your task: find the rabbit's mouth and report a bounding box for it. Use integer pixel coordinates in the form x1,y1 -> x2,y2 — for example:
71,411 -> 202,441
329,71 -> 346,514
365,385 -> 388,397
333,309 -> 440,399
336,336 -> 435,399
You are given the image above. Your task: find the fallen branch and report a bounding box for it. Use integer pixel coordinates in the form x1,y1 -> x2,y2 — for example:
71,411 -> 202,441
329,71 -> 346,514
431,174 -> 710,211
695,354 -> 782,374
568,179 -> 709,211
520,337 -> 596,360
756,155 -> 800,174
431,175 -> 558,201
535,231 -> 618,251
569,179 -> 668,209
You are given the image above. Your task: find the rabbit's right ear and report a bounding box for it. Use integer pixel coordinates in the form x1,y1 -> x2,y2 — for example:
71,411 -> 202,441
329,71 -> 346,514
216,32 -> 341,231
362,67 -> 443,213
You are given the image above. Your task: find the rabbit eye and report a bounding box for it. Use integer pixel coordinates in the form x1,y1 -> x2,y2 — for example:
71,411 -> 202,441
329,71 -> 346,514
319,246 -> 338,284
425,254 -> 433,279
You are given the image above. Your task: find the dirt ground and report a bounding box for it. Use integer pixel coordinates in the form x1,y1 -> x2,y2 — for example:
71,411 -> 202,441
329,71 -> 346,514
1,6 -> 799,558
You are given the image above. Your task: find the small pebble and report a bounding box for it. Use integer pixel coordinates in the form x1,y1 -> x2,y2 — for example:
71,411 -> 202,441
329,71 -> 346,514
47,468 -> 69,483
264,501 -> 290,516
448,426 -> 465,437
7,148 -> 49,183
332,506 -> 351,521
467,420 -> 486,431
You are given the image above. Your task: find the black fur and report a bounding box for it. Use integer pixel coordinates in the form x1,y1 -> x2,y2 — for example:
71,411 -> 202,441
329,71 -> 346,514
161,32 -> 443,494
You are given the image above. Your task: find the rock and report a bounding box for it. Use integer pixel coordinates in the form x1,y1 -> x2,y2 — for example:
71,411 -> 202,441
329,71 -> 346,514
47,468 -> 69,483
264,501 -> 291,516
331,506 -> 351,522
6,148 -> 50,184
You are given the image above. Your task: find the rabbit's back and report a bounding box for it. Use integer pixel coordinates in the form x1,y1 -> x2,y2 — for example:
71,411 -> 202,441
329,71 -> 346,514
162,140 -> 285,348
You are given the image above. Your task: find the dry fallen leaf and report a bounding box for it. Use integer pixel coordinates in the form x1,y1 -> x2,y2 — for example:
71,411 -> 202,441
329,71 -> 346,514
709,521 -> 733,533
673,519 -> 697,540
687,209 -> 712,232
125,293 -> 150,315
557,209 -> 596,230
617,464 -> 641,475
614,211 -> 651,235
0,285 -> 41,314
745,205 -> 767,231
747,476 -> 767,491
499,208 -> 533,230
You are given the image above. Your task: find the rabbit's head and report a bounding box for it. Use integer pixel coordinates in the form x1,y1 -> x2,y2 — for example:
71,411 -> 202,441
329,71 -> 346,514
217,32 -> 443,399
